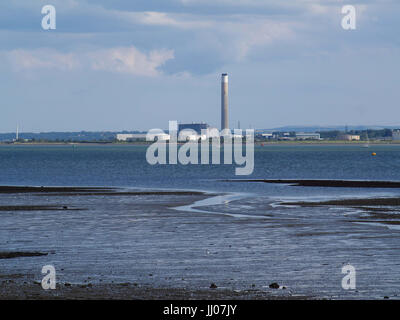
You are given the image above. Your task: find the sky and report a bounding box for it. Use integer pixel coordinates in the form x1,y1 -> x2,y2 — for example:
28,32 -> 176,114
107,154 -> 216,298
0,0 -> 399,132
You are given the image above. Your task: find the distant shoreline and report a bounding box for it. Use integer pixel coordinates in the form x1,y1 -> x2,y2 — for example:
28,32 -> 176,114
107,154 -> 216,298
1,140 -> 400,146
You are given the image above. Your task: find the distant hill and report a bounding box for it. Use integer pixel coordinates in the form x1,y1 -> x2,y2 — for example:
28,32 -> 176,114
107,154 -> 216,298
0,131 -> 144,142
256,125 -> 400,133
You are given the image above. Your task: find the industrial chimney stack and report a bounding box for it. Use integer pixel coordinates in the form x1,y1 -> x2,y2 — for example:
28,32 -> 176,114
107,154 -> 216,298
221,73 -> 229,130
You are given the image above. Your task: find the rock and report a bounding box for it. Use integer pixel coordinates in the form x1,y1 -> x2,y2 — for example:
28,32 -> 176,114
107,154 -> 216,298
269,282 -> 280,289
384,296 -> 389,299
210,283 -> 218,289
0,251 -> 48,259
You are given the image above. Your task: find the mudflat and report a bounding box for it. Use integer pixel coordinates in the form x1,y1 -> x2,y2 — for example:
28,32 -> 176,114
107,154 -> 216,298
226,179 -> 400,188
0,277 -> 309,300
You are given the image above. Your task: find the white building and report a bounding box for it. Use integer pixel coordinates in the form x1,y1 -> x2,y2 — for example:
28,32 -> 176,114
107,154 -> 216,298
116,133 -> 170,142
116,134 -> 145,141
338,134 -> 360,141
295,132 -> 321,140
392,129 -> 400,141
178,127 -> 221,141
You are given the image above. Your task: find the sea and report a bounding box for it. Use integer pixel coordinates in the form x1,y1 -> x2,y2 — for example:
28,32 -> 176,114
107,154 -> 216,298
0,144 -> 399,299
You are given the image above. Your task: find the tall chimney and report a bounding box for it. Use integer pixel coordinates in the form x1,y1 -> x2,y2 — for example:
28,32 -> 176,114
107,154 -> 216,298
221,73 -> 229,130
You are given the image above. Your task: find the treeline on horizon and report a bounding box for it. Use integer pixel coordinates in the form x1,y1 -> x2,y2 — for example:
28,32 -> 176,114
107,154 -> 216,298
0,128 -> 396,142
0,131 -> 141,142
317,129 -> 393,140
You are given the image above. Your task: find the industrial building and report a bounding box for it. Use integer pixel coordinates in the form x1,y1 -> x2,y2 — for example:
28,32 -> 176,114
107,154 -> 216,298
177,123 -> 214,141
261,133 -> 273,140
178,123 -> 209,134
116,134 -> 144,141
171,72 -> 230,140
116,133 -> 170,142
392,129 -> 400,140
338,134 -> 360,141
117,73 -> 231,141
178,125 -> 221,141
295,132 -> 321,140
221,73 -> 229,130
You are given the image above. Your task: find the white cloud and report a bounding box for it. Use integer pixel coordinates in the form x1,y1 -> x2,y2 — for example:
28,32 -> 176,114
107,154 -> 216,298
0,0 -> 389,76
117,10 -> 298,61
120,11 -> 214,29
1,46 -> 174,76
4,49 -> 78,71
220,18 -> 297,60
90,46 -> 174,76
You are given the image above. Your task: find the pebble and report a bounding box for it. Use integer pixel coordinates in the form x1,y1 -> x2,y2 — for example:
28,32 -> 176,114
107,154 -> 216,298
269,283 -> 280,289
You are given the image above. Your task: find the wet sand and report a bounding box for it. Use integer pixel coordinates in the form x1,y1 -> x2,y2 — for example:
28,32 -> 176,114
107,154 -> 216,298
0,186 -> 113,193
33,191 -> 209,197
281,197 -> 400,207
280,196 -> 400,228
1,186 -> 252,300
1,185 -> 398,300
0,275 -> 309,300
0,205 -> 83,211
0,186 -> 206,196
226,179 -> 400,188
0,252 -> 48,259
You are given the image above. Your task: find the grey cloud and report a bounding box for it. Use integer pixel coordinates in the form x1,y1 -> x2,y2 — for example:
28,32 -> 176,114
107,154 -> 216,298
0,0 -> 399,77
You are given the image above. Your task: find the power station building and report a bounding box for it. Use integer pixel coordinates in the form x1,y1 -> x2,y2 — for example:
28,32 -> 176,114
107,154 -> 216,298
175,72 -> 230,140
117,73 -> 231,141
221,73 -> 229,130
178,123 -> 209,134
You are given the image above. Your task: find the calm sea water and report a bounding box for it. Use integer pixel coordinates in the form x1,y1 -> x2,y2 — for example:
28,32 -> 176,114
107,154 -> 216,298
1,144 -> 400,299
1,144 -> 400,196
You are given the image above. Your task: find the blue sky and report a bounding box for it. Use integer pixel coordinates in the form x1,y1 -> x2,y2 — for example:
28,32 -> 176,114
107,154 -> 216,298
0,0 -> 399,132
